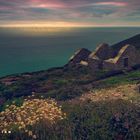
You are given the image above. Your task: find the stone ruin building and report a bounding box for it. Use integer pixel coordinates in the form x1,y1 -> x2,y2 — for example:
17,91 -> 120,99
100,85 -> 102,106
68,43 -> 140,72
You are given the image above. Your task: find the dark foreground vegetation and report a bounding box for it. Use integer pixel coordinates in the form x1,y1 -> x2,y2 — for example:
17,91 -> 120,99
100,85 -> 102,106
0,66 -> 140,140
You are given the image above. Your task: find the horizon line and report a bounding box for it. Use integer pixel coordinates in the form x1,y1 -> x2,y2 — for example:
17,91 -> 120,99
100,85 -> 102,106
0,22 -> 140,28
0,25 -> 140,28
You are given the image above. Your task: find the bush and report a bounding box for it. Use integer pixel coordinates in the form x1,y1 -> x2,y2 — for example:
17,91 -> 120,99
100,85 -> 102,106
62,99 -> 140,140
0,98 -> 66,140
43,85 -> 84,101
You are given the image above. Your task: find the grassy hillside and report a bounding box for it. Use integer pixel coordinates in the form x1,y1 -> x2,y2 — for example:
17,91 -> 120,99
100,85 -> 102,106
0,68 -> 140,139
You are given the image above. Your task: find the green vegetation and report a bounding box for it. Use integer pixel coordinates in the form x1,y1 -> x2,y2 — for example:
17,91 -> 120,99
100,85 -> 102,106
62,99 -> 140,140
1,99 -> 139,140
0,68 -> 140,139
0,97 -> 24,112
1,69 -> 140,104
95,70 -> 140,89
44,85 -> 84,101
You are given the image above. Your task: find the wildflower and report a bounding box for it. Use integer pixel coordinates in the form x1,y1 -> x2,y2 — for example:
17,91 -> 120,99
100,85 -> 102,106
28,131 -> 33,136
12,101 -> 15,104
17,116 -> 22,121
0,98 -> 66,137
33,135 -> 37,139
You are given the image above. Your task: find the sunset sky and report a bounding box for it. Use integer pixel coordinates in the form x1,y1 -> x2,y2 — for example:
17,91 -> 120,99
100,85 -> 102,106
0,0 -> 140,27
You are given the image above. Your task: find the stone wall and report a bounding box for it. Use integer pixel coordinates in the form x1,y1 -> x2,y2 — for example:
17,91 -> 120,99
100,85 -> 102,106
90,43 -> 113,60
103,45 -> 140,71
68,48 -> 91,66
103,61 -> 117,71
115,45 -> 138,69
67,43 -> 140,73
88,58 -> 102,72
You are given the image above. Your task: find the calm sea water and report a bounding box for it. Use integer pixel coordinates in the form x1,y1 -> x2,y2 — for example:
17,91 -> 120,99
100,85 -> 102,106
0,27 -> 140,77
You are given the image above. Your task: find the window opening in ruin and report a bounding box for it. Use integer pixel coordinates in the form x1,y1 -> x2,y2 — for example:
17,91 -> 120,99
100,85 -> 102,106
124,58 -> 129,67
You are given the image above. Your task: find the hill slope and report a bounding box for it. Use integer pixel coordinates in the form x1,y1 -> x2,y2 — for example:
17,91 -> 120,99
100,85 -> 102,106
111,34 -> 140,55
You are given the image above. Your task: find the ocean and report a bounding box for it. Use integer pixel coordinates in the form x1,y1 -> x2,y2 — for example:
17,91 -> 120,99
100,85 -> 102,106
0,27 -> 140,77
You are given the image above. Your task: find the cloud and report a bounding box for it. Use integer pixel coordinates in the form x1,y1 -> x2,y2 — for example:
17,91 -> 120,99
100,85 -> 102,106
0,0 -> 139,26
93,2 -> 127,7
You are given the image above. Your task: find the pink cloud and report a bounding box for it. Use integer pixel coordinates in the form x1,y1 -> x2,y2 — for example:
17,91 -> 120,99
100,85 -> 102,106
27,0 -> 93,9
27,1 -> 128,9
0,6 -> 12,10
94,2 -> 128,7
29,0 -> 66,9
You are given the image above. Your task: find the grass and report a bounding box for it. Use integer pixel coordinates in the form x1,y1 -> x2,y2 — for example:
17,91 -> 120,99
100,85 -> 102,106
95,70 -> 140,89
62,99 -> 140,140
0,69 -> 140,139
1,97 -> 139,140
0,97 -> 24,112
39,84 -> 85,101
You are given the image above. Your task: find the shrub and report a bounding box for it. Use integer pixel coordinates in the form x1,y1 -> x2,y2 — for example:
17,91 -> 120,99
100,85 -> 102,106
44,85 -> 84,101
62,99 -> 140,140
0,98 -> 66,140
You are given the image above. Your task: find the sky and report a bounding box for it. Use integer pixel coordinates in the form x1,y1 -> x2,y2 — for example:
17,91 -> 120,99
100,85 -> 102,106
0,0 -> 140,27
